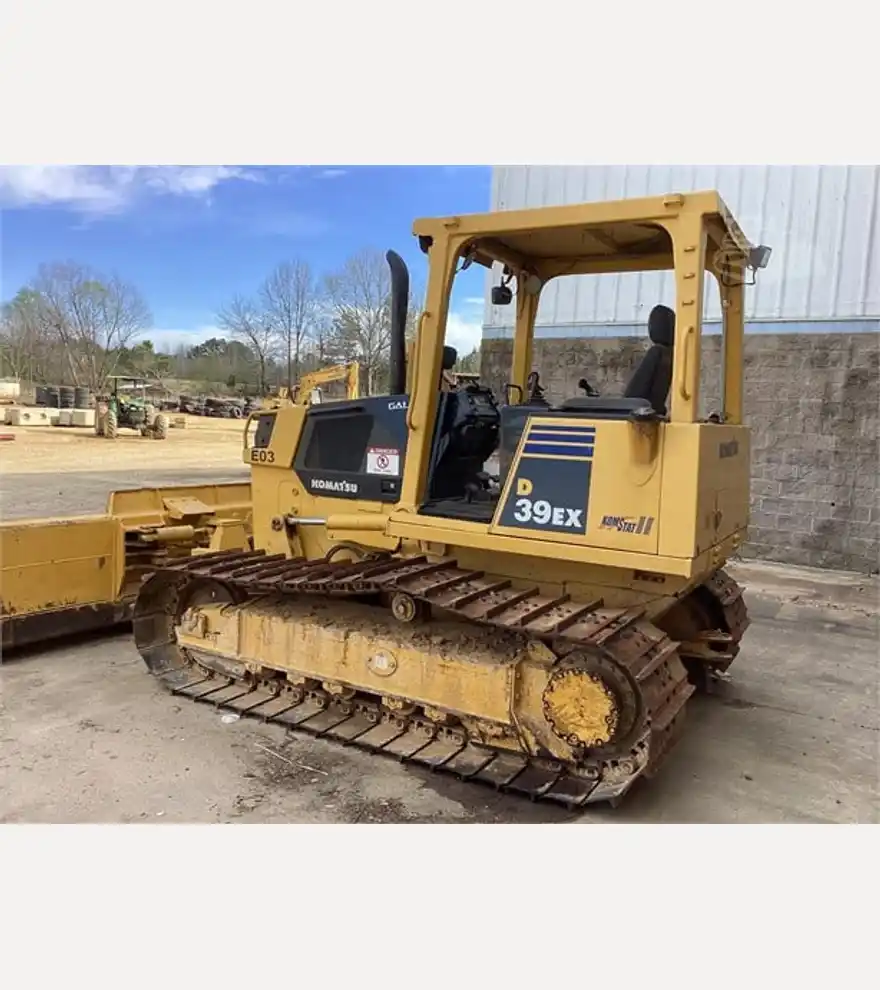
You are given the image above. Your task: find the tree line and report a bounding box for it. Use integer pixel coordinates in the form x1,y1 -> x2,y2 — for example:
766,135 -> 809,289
0,250 -> 480,396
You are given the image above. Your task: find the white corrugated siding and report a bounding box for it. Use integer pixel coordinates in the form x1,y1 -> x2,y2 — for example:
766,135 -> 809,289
483,165 -> 879,335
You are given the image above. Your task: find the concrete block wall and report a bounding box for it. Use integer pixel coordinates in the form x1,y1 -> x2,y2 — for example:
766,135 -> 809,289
480,332 -> 880,574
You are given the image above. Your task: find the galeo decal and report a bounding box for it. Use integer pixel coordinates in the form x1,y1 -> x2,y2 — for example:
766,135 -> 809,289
719,440 -> 739,459
599,514 -> 655,535
310,478 -> 359,494
388,400 -> 408,411
513,478 -> 584,529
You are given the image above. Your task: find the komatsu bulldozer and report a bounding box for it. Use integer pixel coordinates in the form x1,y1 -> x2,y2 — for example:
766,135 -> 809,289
134,190 -> 770,808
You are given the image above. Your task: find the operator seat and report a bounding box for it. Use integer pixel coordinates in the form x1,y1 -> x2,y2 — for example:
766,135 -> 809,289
623,304 -> 675,414
557,303 -> 676,417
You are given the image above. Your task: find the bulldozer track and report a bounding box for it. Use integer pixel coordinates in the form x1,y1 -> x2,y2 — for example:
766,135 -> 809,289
135,549 -> 749,809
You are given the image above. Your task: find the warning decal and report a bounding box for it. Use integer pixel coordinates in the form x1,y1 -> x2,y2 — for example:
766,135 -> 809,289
366,447 -> 400,476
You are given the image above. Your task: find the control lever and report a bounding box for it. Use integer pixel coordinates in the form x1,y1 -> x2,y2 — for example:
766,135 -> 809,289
577,377 -> 600,397
526,371 -> 550,406
504,383 -> 523,405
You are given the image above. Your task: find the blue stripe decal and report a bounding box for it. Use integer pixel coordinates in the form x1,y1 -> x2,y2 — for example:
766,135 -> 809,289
523,442 -> 594,458
527,431 -> 595,444
526,423 -> 597,434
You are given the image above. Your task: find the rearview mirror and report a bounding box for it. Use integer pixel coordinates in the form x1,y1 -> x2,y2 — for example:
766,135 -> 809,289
749,244 -> 772,270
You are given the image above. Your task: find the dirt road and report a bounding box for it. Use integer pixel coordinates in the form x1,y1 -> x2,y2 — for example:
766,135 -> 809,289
0,418 -> 248,519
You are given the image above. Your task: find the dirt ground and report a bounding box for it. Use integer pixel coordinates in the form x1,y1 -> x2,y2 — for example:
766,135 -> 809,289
1,421 -> 878,824
0,416 -> 249,518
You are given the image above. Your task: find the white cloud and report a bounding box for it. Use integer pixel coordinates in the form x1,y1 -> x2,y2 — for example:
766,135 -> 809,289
144,312 -> 485,359
317,169 -> 347,179
0,166 -> 255,215
142,166 -> 252,196
444,311 -> 483,356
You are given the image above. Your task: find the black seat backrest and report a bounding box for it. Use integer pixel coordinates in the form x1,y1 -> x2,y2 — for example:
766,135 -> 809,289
623,304 -> 675,415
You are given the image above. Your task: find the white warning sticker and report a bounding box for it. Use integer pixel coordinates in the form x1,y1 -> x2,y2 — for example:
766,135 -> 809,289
366,447 -> 400,476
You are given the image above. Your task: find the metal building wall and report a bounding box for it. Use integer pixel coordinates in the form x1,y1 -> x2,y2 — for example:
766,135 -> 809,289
483,165 -> 880,339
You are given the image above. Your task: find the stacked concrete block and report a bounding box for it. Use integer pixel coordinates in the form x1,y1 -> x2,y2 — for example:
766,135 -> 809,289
71,409 -> 96,427
5,407 -> 57,427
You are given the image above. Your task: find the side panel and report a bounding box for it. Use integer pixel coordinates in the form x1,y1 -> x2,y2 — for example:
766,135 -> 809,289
657,423 -> 750,558
247,401 -> 403,558
490,417 -> 663,554
291,395 -> 409,503
656,425 -> 701,558
698,424 -> 750,550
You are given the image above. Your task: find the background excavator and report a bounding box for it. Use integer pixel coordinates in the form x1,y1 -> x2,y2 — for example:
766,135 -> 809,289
263,362 -> 360,409
134,189 -> 771,809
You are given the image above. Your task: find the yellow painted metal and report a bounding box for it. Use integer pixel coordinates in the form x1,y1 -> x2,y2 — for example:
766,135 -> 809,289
106,482 -> 252,529
178,596 -> 598,762
0,481 -> 253,649
541,667 -> 618,747
511,290 -> 539,398
669,214 -> 707,423
0,515 -> 125,617
400,231 -> 458,505
232,189 -> 762,602
488,416 -> 665,555
719,273 -> 745,426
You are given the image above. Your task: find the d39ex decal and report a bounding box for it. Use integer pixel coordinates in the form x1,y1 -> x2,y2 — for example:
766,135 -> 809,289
497,456 -> 591,535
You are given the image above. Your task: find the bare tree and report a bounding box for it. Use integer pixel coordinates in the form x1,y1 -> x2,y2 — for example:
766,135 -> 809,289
216,294 -> 276,394
0,289 -> 50,381
260,260 -> 320,391
324,249 -> 394,394
30,262 -> 151,392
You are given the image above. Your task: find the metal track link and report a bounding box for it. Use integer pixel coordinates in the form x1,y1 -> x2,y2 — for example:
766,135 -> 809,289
138,549 -> 719,808
163,670 -> 617,809
675,568 -> 750,673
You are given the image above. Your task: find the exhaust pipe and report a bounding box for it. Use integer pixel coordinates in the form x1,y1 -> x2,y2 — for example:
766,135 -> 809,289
386,250 -> 409,395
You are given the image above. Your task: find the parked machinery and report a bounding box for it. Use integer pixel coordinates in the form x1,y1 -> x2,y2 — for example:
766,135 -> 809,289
95,376 -> 170,440
133,190 -> 770,809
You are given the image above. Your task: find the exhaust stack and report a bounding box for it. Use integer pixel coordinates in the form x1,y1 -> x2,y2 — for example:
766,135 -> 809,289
385,250 -> 409,396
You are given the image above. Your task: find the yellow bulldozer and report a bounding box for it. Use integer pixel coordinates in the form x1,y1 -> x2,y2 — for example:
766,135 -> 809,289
133,189 -> 770,809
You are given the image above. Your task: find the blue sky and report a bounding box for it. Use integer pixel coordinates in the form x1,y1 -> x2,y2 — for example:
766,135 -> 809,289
0,165 -> 492,355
